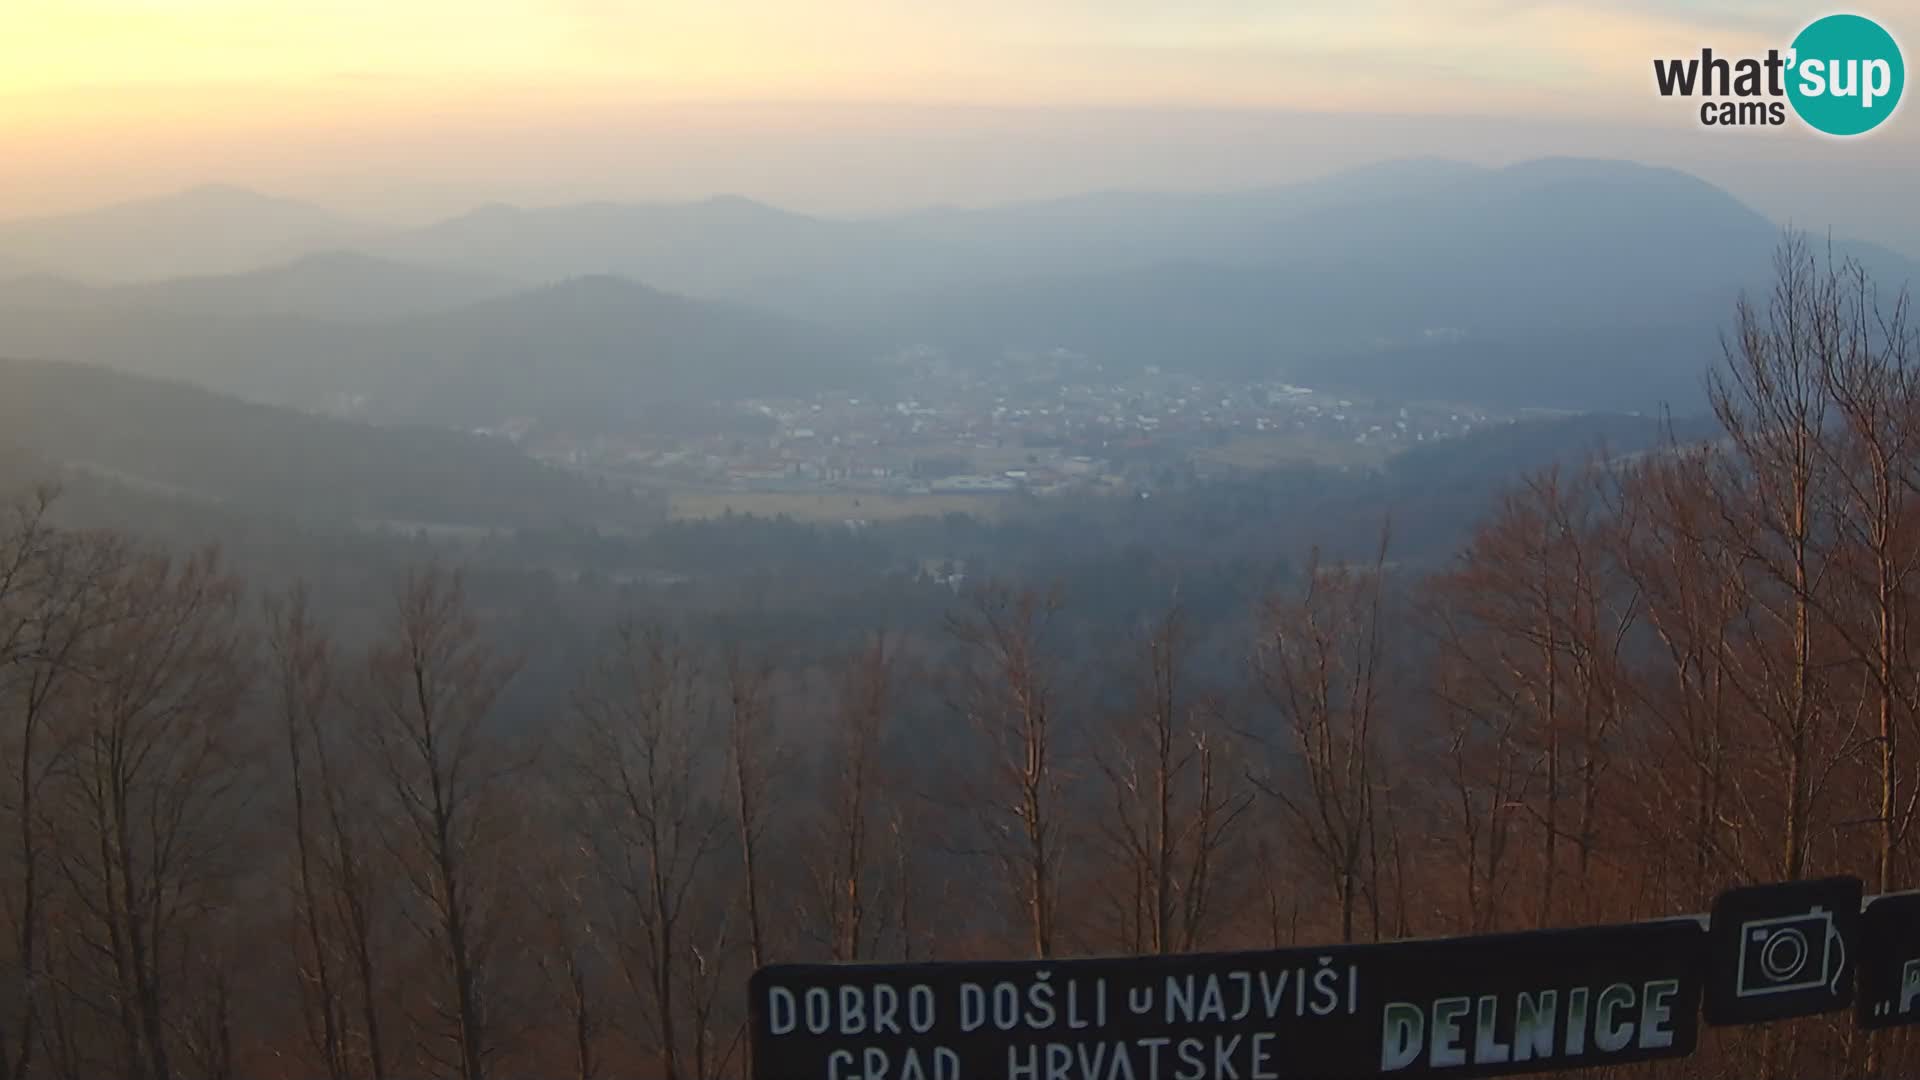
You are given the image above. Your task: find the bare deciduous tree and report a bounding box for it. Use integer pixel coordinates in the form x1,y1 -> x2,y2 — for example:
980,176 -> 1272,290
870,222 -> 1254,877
0,492 -> 124,1080
1806,257 -> 1920,895
818,634 -> 891,963
1249,533 -> 1391,944
571,622 -> 723,1080
946,583 -> 1070,959
54,546 -> 252,1080
359,567 -> 518,1080
1708,235 -> 1853,881
720,643 -> 776,972
1093,604 -> 1250,953
266,585 -> 350,1080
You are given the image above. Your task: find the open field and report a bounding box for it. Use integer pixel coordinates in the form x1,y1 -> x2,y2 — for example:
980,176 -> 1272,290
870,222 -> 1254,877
1194,432 -> 1393,470
668,489 -> 1015,523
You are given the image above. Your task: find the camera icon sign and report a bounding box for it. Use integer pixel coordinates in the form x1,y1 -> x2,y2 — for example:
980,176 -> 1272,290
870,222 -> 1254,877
1707,875 -> 1863,1026
1735,906 -> 1847,999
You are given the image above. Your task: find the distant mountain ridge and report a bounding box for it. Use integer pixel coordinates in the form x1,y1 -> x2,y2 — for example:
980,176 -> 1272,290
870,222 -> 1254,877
0,251 -> 518,322
4,157 -> 1916,418
878,157 -> 1919,411
0,185 -> 371,282
362,193 -> 961,314
7,158 -> 1913,303
878,156 -> 1495,274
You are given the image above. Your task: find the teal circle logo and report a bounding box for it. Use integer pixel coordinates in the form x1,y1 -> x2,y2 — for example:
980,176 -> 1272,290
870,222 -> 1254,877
1787,14 -> 1904,135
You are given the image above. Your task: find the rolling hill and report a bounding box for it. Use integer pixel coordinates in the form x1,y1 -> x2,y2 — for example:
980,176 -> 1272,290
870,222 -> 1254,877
880,156 -> 1494,274
0,185 -> 367,282
880,158 -> 1920,411
0,273 -> 865,429
367,194 -> 954,313
0,251 -> 518,323
0,356 -> 653,529
334,274 -> 867,427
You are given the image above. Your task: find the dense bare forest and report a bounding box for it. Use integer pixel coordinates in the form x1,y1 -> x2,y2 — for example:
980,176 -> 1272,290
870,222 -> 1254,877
6,238 -> 1920,1079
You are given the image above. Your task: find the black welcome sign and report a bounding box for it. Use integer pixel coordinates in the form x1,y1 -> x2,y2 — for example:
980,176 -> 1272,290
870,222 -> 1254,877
752,874 -> 1920,1080
751,919 -> 1707,1080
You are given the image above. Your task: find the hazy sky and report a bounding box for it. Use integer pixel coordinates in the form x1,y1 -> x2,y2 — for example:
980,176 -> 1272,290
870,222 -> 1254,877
3,0 -> 1918,245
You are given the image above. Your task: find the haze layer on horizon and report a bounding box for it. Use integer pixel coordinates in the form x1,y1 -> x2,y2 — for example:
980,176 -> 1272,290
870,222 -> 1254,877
4,0 -> 1919,249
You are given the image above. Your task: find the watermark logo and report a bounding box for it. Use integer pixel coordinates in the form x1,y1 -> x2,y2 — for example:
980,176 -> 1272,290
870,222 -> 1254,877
1653,13 -> 1904,135
1789,14 -> 1905,134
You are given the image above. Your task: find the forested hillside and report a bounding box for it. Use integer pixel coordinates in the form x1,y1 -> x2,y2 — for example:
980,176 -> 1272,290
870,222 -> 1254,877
3,239 -> 1919,1079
